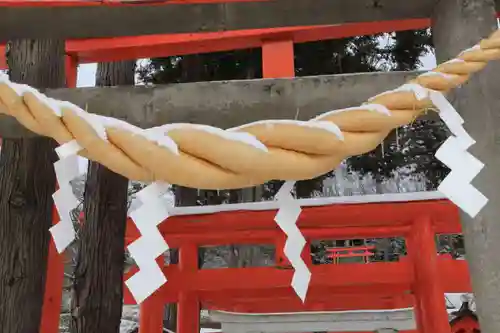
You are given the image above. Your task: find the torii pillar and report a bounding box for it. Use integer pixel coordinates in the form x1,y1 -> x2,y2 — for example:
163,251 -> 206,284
431,0 -> 500,333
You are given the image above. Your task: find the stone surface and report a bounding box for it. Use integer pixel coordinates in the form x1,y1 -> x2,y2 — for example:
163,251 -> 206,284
1,71 -> 436,138
0,0 -> 439,41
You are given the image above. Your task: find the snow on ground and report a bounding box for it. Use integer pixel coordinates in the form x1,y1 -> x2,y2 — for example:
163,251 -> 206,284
446,294 -> 464,310
59,294 -> 465,333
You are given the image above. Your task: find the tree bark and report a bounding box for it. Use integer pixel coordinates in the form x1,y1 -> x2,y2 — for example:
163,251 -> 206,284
70,60 -> 136,333
162,53 -> 205,329
95,60 -> 136,87
0,39 -> 64,333
431,1 -> 500,332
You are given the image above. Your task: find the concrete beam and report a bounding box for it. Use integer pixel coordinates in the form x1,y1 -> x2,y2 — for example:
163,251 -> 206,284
209,308 -> 416,333
1,70 -> 433,138
0,0 -> 436,41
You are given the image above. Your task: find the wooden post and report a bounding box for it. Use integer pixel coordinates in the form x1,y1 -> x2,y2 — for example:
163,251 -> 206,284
39,55 -> 74,333
404,240 -> 426,333
160,187 -> 199,332
0,39 -> 63,333
39,204 -> 66,333
431,1 -> 500,332
40,52 -> 75,333
262,39 -> 296,268
69,61 -> 136,333
177,243 -> 200,333
407,216 -> 450,333
37,85 -> 67,333
261,39 -> 295,78
65,55 -> 77,88
138,258 -> 165,333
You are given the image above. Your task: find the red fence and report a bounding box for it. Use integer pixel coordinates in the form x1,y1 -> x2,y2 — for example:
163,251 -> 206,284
116,197 -> 467,333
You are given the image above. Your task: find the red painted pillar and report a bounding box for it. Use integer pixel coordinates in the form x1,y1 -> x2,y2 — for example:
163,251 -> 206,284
262,39 -> 296,268
65,55 -> 78,88
0,45 -> 6,70
177,244 -> 200,333
407,216 -> 451,333
39,204 -> 66,333
261,39 -> 295,78
402,253 -> 425,333
139,257 -> 165,333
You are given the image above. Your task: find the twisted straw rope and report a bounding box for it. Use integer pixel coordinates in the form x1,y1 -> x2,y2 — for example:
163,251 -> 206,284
1,30 -> 500,190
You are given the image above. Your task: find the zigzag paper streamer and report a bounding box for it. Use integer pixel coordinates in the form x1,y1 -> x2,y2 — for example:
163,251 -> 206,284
50,140 -> 86,253
274,181 -> 311,302
373,78 -> 488,218
125,182 -> 171,304
427,86 -> 487,217
435,136 -> 487,218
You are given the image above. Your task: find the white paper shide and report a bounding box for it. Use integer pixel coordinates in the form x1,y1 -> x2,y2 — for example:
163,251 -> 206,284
274,181 -> 311,302
125,182 -> 171,304
431,90 -> 487,218
50,140 -> 86,253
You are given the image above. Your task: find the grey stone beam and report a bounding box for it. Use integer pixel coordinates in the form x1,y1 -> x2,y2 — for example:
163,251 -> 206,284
0,0 -> 437,41
209,308 -> 415,333
0,70 -> 439,138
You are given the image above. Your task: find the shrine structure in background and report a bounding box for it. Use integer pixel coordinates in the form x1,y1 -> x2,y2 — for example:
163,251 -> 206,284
0,1 -> 493,333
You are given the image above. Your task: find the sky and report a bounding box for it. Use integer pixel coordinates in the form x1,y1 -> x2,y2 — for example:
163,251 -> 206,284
76,53 -> 438,87
420,52 -> 438,69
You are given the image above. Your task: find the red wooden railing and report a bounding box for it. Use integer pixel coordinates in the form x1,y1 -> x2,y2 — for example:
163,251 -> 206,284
41,195 -> 467,333
118,199 -> 465,333
327,245 -> 376,263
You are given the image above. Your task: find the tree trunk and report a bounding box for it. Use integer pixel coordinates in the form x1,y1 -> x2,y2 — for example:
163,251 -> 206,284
162,52 -> 205,329
70,60 -> 136,333
95,60 -> 136,87
0,39 -> 64,333
431,1 -> 500,332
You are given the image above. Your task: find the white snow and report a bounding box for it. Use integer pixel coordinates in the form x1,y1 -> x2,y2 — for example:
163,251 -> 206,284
0,74 -> 179,154
159,123 -> 268,152
0,73 -> 62,115
314,103 -> 392,119
419,71 -> 458,81
166,191 -> 447,217
443,59 -> 465,65
213,307 -> 414,316
459,44 -> 481,56
229,119 -> 344,141
58,101 -> 179,154
369,83 -> 431,102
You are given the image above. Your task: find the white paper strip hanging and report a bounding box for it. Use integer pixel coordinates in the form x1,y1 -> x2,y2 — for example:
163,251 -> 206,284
50,140 -> 86,253
125,182 -> 171,304
435,136 -> 487,218
430,90 -> 488,218
375,79 -> 488,218
274,181 -> 311,302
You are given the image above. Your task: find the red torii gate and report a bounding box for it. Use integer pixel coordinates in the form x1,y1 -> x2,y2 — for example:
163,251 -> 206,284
40,193 -> 470,333
130,196 -> 468,333
0,18 -> 431,79
0,3 -> 474,333
125,195 -> 469,333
